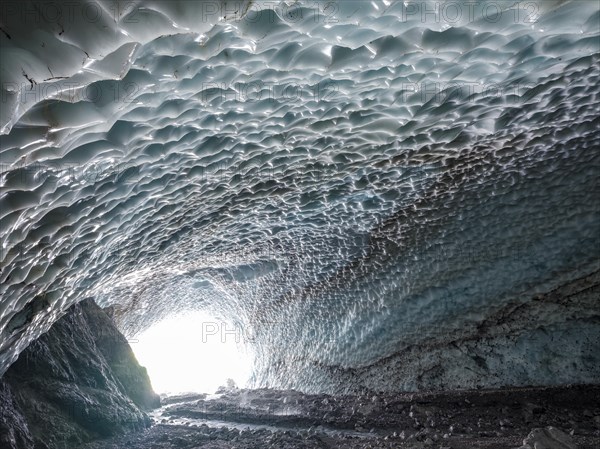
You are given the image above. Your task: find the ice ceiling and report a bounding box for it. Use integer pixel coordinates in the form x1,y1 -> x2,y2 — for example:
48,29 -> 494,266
1,0 -> 599,393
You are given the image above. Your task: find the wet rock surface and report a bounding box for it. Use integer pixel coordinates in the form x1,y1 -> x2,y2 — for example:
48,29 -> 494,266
0,381 -> 34,449
0,299 -> 159,449
82,385 -> 600,448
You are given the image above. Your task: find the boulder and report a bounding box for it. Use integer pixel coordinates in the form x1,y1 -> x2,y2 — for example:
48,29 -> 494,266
516,426 -> 577,449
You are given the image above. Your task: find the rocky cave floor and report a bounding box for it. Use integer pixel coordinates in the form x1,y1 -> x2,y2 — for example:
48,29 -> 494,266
81,385 -> 600,449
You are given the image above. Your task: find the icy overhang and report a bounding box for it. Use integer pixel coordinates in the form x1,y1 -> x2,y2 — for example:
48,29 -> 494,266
0,0 -> 599,391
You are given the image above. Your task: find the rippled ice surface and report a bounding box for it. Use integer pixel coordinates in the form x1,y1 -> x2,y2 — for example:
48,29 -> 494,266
1,1 -> 599,391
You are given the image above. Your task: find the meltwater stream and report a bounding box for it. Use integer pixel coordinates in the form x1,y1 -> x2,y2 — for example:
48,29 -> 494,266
1,0 -> 599,400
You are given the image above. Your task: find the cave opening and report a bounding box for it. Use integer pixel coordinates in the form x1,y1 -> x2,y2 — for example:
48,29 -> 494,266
1,0 -> 599,448
131,310 -> 253,395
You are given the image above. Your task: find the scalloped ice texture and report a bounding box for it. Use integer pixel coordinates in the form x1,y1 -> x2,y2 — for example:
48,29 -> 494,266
0,1 -> 599,391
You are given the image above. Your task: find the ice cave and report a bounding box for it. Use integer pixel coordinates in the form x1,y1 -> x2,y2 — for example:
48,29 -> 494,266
0,1 -> 599,448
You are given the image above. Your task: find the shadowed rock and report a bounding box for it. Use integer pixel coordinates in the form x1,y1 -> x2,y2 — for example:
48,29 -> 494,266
0,298 -> 160,449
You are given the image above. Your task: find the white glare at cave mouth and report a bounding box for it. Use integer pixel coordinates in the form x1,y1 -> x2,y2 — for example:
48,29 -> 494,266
131,312 -> 252,395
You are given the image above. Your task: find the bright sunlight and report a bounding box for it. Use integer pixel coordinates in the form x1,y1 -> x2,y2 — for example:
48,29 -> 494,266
131,311 -> 253,394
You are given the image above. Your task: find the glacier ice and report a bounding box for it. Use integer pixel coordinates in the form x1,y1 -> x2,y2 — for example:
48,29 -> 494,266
0,0 -> 599,393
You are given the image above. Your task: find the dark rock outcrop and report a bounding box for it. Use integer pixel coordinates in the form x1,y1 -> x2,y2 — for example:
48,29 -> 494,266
0,382 -> 34,449
0,298 -> 160,449
80,300 -> 160,411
